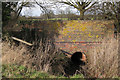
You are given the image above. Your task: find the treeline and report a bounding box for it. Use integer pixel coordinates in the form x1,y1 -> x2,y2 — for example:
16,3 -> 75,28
21,14 -> 115,20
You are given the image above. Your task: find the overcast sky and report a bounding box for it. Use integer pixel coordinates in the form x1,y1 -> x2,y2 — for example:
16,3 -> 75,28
20,2 -> 79,17
21,4 -> 42,17
20,0 -> 120,17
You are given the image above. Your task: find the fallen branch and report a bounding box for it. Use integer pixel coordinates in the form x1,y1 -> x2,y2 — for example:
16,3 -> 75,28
11,37 -> 33,46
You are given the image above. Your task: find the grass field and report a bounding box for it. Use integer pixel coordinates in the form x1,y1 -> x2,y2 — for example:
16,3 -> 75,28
2,64 -> 84,78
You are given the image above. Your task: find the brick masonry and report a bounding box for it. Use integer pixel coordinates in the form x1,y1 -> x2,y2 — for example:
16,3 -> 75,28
55,20 -> 115,53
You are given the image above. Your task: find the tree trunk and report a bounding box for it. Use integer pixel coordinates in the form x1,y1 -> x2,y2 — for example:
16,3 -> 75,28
80,11 -> 84,20
117,4 -> 120,33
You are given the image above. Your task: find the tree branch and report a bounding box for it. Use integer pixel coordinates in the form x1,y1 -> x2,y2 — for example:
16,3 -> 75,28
60,1 -> 79,9
85,2 -> 97,11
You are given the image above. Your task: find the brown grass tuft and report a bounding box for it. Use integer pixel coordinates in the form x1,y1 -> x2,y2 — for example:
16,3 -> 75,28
84,35 -> 119,78
2,38 -> 60,73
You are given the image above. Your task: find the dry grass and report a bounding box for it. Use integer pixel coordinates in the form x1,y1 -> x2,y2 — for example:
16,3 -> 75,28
2,38 -> 59,73
84,35 -> 119,78
2,39 -> 84,77
2,42 -> 35,69
31,38 -> 59,72
2,32 -> 119,78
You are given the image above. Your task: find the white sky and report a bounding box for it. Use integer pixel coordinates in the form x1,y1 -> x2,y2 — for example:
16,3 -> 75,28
20,0 -> 120,17
20,1 -> 78,17
21,5 -> 42,17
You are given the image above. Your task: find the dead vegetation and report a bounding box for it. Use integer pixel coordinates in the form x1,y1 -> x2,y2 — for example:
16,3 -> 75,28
83,34 -> 119,78
2,41 -> 34,69
2,38 -> 86,77
2,38 -> 71,76
2,32 -> 119,78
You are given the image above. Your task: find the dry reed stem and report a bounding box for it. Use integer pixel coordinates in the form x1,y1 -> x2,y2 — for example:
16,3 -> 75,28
85,36 -> 119,78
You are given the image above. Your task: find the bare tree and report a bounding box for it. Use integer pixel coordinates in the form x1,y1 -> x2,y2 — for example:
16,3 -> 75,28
112,1 -> 120,33
102,1 -> 120,32
2,0 -> 34,28
110,2 -> 120,21
11,2 -> 31,20
40,10 -> 55,19
59,0 -> 96,20
34,0 -> 55,19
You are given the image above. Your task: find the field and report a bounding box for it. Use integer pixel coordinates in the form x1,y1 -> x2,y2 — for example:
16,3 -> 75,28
2,20 -> 120,79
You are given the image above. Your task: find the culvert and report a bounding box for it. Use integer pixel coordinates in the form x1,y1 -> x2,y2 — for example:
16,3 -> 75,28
57,50 -> 87,76
71,52 -> 86,65
61,50 -> 86,65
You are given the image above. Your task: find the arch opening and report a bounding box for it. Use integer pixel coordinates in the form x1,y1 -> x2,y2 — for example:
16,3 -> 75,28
71,52 -> 86,65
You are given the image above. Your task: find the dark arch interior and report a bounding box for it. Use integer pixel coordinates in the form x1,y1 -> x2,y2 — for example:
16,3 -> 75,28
71,52 -> 85,65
